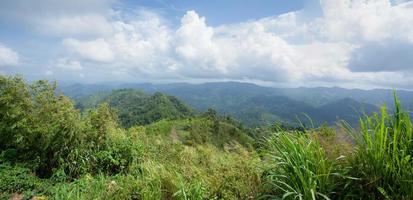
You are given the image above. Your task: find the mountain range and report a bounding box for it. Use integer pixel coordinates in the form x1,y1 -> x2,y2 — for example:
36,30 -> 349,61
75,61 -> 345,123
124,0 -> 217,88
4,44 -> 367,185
59,82 -> 413,127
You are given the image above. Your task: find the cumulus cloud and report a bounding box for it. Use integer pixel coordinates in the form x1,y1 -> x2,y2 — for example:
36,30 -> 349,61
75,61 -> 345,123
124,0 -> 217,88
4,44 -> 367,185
58,0 -> 413,88
2,0 -> 413,88
319,0 -> 413,42
55,58 -> 83,71
0,43 -> 19,67
37,14 -> 113,37
174,11 -> 224,74
63,38 -> 114,63
62,10 -> 174,77
0,0 -> 115,36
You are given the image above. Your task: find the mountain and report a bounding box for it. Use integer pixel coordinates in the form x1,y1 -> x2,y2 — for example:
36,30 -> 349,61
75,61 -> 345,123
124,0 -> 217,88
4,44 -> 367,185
225,95 -> 318,126
220,95 -> 377,127
58,83 -> 119,100
278,87 -> 413,109
317,98 -> 378,125
60,82 -> 410,127
77,89 -> 194,127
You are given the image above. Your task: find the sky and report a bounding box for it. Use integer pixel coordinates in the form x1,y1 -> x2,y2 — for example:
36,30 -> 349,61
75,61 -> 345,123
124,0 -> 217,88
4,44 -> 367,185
0,0 -> 413,89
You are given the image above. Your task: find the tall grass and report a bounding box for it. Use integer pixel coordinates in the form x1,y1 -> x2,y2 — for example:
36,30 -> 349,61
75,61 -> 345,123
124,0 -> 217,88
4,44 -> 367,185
343,94 -> 413,199
261,94 -> 413,199
261,132 -> 339,199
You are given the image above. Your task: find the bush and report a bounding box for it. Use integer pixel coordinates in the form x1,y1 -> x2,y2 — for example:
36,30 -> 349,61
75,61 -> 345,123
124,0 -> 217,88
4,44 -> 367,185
0,163 -> 48,198
0,76 -> 136,179
0,76 -> 84,177
63,104 -> 138,178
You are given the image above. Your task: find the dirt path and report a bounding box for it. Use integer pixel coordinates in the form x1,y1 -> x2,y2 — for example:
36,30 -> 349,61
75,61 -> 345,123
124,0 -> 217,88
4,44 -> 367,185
170,126 -> 179,143
10,193 -> 23,200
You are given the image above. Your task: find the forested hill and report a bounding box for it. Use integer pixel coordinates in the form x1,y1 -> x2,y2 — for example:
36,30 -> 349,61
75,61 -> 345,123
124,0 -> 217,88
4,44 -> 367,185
76,89 -> 194,127
60,82 -> 391,126
224,95 -> 378,126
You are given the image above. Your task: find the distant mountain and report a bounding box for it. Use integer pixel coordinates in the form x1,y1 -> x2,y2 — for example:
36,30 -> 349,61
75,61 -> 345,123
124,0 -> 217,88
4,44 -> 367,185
77,89 -> 194,127
278,87 -> 413,109
226,95 -> 318,126
58,83 -> 119,100
220,95 -> 377,127
316,98 -> 378,126
60,82 -> 412,127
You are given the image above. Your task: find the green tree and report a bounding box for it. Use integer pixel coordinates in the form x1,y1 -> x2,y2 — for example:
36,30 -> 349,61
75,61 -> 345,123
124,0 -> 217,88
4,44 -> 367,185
0,76 -> 83,177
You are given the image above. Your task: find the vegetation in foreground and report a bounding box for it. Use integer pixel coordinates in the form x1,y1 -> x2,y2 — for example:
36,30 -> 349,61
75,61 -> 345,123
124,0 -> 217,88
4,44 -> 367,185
1,75 -> 413,199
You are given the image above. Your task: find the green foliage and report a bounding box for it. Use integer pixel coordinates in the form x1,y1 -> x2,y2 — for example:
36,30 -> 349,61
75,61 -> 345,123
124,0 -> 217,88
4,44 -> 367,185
343,93 -> 413,199
143,116 -> 254,149
77,89 -> 194,127
63,104 -> 138,177
0,76 -> 83,177
4,75 -> 413,199
47,175 -> 140,200
0,163 -> 47,196
133,133 -> 261,200
261,132 -> 340,199
317,123 -> 335,137
260,93 -> 413,199
0,76 -> 136,178
62,82 -> 393,127
0,75 -> 261,199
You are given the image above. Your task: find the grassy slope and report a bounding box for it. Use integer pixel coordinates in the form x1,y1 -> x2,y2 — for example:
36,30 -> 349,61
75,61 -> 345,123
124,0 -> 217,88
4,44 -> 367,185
2,76 -> 413,200
0,117 -> 261,200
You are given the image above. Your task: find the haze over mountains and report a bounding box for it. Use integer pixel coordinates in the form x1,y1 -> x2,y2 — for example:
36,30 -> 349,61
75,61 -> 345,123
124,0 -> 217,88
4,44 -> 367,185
60,82 -> 413,127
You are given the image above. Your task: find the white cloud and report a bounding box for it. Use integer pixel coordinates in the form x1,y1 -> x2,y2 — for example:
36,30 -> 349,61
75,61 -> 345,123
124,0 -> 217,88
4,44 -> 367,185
45,70 -> 53,76
170,10 -> 353,83
174,11 -> 224,74
3,0 -> 413,88
63,38 -> 114,62
57,3 -> 413,88
319,0 -> 413,42
55,58 -> 83,71
0,43 -> 19,67
36,14 -> 113,37
63,10 -> 174,77
0,0 -> 115,37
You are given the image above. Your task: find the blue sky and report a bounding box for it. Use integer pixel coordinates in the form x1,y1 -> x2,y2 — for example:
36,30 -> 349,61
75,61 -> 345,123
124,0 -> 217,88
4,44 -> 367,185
0,0 -> 413,89
125,0 -> 307,25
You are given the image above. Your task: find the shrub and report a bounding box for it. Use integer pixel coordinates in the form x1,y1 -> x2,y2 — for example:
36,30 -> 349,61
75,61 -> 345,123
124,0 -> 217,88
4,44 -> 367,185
0,76 -> 137,179
0,163 -> 48,198
63,104 -> 138,178
0,76 -> 84,177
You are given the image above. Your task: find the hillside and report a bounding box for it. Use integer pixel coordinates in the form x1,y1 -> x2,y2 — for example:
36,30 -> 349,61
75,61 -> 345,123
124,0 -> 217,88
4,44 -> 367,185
62,82 -> 385,126
0,76 -> 259,199
3,75 -> 413,199
316,98 -> 378,125
223,95 -> 377,126
77,89 -> 194,128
